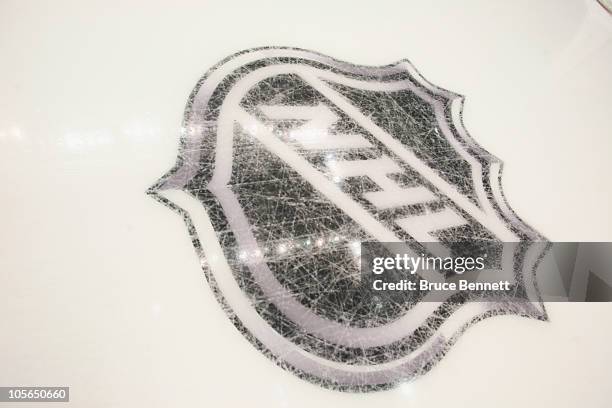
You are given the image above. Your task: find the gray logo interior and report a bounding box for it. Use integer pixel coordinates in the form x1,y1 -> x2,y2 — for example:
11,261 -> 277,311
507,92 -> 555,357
148,47 -> 547,392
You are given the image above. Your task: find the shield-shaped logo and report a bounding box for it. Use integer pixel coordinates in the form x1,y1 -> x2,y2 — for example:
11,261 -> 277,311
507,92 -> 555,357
149,47 -> 547,391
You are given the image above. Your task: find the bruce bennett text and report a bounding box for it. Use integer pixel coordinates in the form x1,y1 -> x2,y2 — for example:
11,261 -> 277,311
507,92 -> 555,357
371,279 -> 512,292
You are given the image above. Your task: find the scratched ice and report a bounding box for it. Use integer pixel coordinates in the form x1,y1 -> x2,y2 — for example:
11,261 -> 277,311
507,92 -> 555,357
149,48 -> 547,391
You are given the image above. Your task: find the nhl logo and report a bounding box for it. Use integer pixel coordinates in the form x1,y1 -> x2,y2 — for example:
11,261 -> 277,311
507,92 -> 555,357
149,47 -> 547,391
